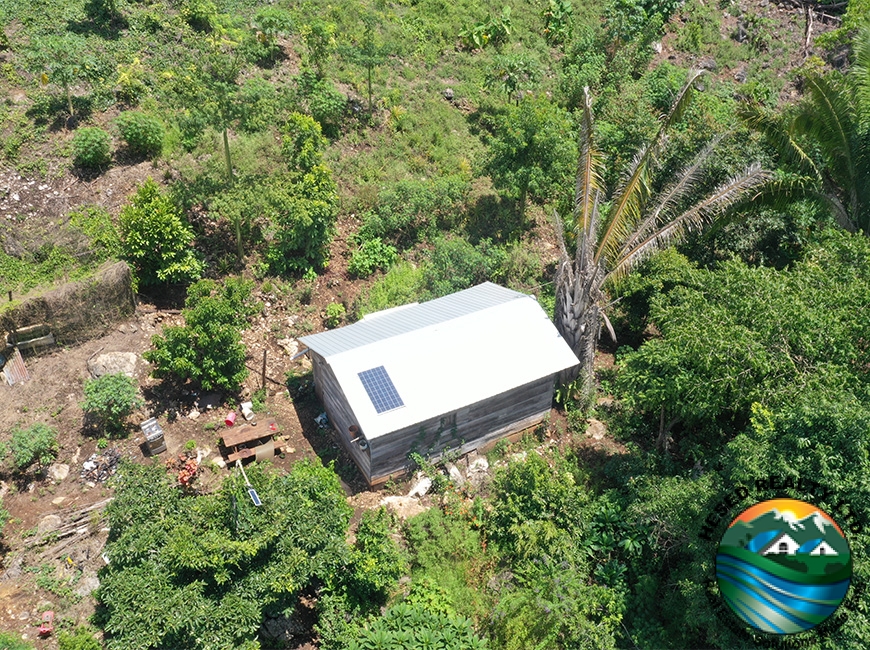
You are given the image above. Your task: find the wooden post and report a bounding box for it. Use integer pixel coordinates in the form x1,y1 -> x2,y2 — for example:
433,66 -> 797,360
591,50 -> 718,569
7,291 -> 11,302
261,350 -> 267,391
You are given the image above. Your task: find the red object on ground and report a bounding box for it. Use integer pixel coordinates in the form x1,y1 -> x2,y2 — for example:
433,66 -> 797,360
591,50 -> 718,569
38,611 -> 54,636
225,411 -> 236,426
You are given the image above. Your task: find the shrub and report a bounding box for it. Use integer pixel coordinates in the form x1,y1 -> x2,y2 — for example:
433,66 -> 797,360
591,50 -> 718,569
72,127 -> 112,168
356,261 -> 425,317
357,175 -> 470,248
58,626 -> 101,650
119,179 -> 204,287
116,111 -> 164,156
144,277 -> 256,392
68,205 -> 121,259
347,237 -> 397,278
324,302 -> 346,328
0,632 -> 32,650
82,373 -> 143,435
422,237 -> 507,298
11,423 -> 58,472
282,112 -> 326,172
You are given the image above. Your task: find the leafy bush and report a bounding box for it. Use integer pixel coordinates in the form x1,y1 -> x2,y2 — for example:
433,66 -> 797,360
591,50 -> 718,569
116,111 -> 164,156
10,423 -> 58,472
82,373 -> 143,435
72,127 -> 112,168
357,175 -> 470,248
68,205 -> 121,259
58,626 -> 101,650
144,277 -> 256,392
422,237 -> 507,298
347,237 -> 397,278
348,603 -> 488,650
119,179 -> 204,287
282,112 -> 327,172
99,460 -> 352,650
263,166 -> 339,276
458,6 -> 512,51
0,632 -> 32,650
324,302 -> 346,329
355,261 -> 425,317
345,508 -> 408,606
296,71 -> 346,138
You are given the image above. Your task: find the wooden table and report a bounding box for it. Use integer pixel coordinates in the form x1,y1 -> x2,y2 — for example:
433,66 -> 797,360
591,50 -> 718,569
222,420 -> 281,464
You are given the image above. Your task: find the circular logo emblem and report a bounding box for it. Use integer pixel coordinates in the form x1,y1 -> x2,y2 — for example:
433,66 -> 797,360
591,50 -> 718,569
716,498 -> 852,634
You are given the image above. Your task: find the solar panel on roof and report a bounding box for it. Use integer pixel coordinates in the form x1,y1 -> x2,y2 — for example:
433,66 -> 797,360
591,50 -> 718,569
358,366 -> 405,414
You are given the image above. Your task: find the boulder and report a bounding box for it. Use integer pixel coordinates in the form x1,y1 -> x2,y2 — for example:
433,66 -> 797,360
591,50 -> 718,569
407,476 -> 432,498
88,352 -> 137,378
446,462 -> 465,488
587,418 -> 607,440
37,515 -> 62,536
381,495 -> 428,520
48,463 -> 70,482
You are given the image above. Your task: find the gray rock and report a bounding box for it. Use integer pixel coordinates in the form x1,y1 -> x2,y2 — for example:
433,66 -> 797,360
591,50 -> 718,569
407,476 -> 432,498
443,88 -> 455,101
587,418 -> 607,440
37,515 -> 62,536
381,495 -> 428,520
734,68 -> 747,83
88,352 -> 137,378
466,457 -> 490,488
698,56 -> 717,72
446,462 -> 465,487
48,463 -> 70,483
75,574 -> 100,597
277,338 -> 299,357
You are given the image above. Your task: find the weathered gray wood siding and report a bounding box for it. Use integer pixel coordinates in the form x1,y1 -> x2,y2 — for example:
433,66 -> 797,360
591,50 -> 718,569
368,374 -> 555,482
310,352 -> 371,478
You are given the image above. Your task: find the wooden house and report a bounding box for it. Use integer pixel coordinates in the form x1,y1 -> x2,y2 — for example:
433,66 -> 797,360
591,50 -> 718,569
298,282 -> 579,485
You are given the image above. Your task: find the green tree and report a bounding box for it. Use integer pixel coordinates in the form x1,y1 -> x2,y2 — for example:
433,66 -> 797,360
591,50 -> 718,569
340,14 -> 389,115
553,73 -> 766,399
485,94 -> 577,219
26,34 -> 93,119
119,179 -> 203,287
10,423 -> 58,472
302,20 -> 336,79
616,230 -> 870,454
98,459 -> 354,650
742,25 -> 870,234
485,54 -> 538,105
282,112 -> 327,172
143,277 -> 256,392
82,373 -> 143,435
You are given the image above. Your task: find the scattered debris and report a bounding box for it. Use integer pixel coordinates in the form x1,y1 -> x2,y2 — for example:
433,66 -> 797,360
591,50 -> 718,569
166,452 -> 200,488
446,462 -> 465,488
80,448 -> 122,483
315,412 -> 329,428
188,409 -> 201,420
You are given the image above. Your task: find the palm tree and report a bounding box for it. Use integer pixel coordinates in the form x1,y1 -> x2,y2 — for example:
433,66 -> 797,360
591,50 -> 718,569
554,70 -> 768,401
740,26 -> 870,233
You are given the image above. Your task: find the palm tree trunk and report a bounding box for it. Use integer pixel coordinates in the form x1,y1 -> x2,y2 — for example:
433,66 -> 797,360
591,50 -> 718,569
554,257 -> 603,402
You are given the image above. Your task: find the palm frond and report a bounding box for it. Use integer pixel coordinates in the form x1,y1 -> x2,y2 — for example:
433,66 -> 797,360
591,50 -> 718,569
617,135 -> 722,262
607,164 -> 768,280
853,23 -> 870,125
795,73 -> 859,215
738,101 -> 819,177
574,87 -> 605,239
593,70 -> 704,267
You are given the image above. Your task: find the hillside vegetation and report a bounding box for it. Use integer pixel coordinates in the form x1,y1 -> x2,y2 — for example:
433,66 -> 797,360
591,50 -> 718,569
1,0 -> 870,648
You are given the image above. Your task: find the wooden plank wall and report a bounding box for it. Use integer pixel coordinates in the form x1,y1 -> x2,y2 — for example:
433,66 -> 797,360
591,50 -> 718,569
310,352 -> 371,478
369,374 -> 555,481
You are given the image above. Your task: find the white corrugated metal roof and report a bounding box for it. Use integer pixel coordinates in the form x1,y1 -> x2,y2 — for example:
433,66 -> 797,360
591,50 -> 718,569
300,283 -> 579,440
